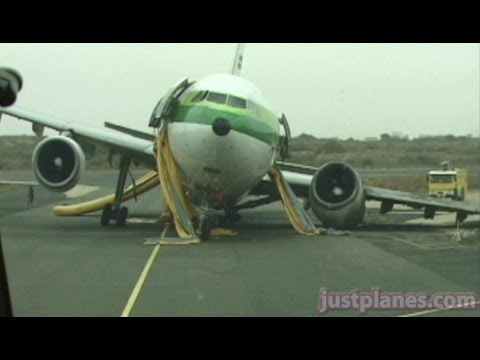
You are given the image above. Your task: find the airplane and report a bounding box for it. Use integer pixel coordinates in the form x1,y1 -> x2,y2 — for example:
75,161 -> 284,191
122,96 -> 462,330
0,44 -> 479,241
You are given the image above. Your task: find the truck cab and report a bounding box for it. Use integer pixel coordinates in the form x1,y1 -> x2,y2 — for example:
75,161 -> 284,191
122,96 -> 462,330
428,168 -> 468,201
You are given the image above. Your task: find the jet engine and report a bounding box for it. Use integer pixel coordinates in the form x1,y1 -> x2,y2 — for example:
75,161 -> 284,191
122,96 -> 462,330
308,162 -> 366,229
32,136 -> 85,192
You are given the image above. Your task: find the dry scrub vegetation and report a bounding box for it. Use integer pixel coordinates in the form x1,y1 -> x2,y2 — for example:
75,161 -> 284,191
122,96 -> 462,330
1,134 -> 478,192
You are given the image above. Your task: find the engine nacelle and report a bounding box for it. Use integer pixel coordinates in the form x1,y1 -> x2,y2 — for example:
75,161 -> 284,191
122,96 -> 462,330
32,136 -> 85,192
309,162 -> 366,229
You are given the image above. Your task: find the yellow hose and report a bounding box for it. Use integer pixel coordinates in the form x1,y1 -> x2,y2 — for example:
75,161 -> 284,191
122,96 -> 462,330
53,171 -> 160,216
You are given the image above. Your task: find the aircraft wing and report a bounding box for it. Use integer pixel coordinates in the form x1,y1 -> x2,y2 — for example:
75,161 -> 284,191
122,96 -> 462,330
251,161 -> 480,218
363,186 -> 480,214
0,180 -> 38,186
0,106 -> 156,163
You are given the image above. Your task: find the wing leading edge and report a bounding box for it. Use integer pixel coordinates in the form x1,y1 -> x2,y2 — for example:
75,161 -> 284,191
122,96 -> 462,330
252,164 -> 480,220
0,106 -> 156,164
363,186 -> 480,214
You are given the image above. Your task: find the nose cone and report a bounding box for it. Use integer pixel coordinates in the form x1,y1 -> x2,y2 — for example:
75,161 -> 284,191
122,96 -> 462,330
212,117 -> 231,136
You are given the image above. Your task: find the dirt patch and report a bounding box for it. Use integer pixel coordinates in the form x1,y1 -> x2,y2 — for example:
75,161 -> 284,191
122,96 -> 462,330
2,134 -> 479,174
0,184 -> 15,193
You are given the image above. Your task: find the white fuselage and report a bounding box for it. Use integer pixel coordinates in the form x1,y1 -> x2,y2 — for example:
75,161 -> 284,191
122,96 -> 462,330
168,122 -> 276,207
166,74 -> 280,209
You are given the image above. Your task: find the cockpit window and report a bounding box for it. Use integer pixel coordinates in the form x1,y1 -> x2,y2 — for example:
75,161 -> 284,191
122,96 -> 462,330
247,100 -> 260,116
191,91 -> 208,103
227,96 -> 247,109
207,92 -> 227,105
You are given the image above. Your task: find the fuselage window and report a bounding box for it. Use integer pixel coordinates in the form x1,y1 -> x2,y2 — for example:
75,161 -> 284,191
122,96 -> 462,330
207,92 -> 227,105
227,95 -> 247,109
191,91 -> 208,103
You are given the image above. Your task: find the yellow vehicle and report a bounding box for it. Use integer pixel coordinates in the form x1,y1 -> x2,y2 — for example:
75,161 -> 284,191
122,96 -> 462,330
428,168 -> 468,201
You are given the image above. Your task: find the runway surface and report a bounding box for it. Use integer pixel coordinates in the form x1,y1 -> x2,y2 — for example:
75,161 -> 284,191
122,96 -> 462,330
1,171 -> 479,317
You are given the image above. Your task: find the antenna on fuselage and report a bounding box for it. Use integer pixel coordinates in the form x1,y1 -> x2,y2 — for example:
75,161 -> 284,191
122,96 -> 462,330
231,43 -> 245,76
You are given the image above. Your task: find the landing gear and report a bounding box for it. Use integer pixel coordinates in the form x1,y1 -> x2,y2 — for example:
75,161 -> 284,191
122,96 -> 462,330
101,156 -> 131,226
222,208 -> 241,226
424,206 -> 436,220
194,190 -> 214,241
117,207 -> 129,226
455,211 -> 468,227
101,204 -> 113,226
198,214 -> 213,241
101,205 -> 129,226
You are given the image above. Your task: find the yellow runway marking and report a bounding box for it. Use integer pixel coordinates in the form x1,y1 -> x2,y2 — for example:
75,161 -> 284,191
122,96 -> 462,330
398,300 -> 479,317
121,225 -> 169,317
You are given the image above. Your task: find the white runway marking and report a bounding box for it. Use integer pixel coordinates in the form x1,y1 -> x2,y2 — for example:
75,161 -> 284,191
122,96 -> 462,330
64,185 -> 99,198
121,225 -> 169,317
398,301 -> 480,317
0,180 -> 38,186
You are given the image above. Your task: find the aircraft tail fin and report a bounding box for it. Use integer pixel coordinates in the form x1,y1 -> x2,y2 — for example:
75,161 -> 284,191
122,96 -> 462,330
231,43 -> 245,76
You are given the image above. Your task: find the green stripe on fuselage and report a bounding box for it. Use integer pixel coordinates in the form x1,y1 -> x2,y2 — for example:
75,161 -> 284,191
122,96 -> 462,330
174,100 -> 280,147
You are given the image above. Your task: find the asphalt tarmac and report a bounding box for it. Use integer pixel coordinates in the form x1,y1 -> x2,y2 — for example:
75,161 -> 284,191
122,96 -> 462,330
1,171 -> 479,317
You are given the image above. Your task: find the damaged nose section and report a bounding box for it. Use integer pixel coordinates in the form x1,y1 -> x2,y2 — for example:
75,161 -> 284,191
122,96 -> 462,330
212,117 -> 231,136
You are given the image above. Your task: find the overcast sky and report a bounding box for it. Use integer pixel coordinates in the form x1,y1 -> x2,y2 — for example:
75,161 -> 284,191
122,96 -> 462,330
0,43 -> 478,139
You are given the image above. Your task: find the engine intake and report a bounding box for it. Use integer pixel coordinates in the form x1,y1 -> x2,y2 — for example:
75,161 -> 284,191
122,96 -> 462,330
32,136 -> 85,192
309,162 -> 366,229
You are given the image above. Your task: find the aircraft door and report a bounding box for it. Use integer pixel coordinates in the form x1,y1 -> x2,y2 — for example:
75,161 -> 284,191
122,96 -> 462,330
278,114 -> 291,161
149,78 -> 193,131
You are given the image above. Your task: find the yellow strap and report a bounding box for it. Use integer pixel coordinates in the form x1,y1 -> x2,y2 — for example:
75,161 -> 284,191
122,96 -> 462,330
155,130 -> 198,238
268,166 -> 322,235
